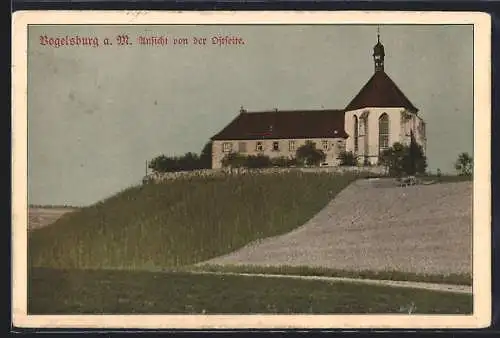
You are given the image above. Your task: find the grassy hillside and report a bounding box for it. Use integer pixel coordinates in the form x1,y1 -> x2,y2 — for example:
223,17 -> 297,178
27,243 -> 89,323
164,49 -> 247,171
29,268 -> 473,314
29,172 -> 358,270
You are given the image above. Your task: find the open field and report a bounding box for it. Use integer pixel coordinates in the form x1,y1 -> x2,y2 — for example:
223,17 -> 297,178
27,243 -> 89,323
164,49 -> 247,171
202,179 -> 472,275
28,268 -> 473,314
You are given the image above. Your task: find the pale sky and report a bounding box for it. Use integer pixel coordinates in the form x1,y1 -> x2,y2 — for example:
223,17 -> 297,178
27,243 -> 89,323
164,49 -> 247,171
27,24 -> 474,206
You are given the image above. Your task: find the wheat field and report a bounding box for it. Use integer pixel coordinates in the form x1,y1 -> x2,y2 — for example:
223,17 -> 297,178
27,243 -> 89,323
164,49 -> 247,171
202,179 -> 472,275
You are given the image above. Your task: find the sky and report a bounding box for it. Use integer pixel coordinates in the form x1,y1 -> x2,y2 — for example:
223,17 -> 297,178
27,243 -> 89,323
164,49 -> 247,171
26,24 -> 474,206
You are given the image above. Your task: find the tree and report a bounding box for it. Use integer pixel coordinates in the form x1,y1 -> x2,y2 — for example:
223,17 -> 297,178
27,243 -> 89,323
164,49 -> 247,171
454,152 -> 473,176
379,141 -> 427,177
379,142 -> 406,176
199,141 -> 213,169
407,129 -> 419,175
180,152 -> 201,171
295,141 -> 326,166
148,152 -> 203,173
338,151 -> 357,166
148,155 -> 171,173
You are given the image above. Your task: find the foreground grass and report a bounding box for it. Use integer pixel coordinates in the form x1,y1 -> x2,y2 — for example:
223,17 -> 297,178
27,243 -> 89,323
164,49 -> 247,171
189,264 -> 472,286
29,172 -> 358,270
29,268 -> 472,314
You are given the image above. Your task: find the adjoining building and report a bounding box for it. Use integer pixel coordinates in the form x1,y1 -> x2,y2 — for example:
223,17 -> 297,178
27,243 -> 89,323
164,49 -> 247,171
210,32 -> 427,169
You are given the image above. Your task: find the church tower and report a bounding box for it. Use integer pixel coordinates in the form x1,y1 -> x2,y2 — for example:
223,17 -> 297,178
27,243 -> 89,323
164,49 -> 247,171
373,28 -> 385,72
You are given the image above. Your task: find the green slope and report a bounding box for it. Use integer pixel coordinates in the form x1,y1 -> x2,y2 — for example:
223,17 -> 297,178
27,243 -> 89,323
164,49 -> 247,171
29,172 -> 358,270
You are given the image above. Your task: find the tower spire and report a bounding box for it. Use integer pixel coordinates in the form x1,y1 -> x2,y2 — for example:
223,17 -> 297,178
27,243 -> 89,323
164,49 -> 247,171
373,27 -> 385,73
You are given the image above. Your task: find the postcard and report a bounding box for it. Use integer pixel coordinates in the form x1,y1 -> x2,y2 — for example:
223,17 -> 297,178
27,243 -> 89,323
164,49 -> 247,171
12,10 -> 491,329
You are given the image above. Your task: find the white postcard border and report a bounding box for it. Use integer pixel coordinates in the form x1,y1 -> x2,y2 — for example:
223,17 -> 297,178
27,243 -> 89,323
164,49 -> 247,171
12,10 -> 492,329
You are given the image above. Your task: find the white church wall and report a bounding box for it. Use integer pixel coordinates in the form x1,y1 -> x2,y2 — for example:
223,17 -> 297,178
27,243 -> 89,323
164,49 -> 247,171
345,107 -> 404,164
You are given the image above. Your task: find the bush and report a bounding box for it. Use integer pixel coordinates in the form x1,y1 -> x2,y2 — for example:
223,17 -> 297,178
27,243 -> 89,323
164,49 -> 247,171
221,153 -> 247,168
246,154 -> 272,168
148,152 -> 203,173
454,152 -> 473,176
271,156 -> 297,168
378,141 -> 427,177
148,140 -> 213,173
296,141 -> 326,166
338,151 -> 357,166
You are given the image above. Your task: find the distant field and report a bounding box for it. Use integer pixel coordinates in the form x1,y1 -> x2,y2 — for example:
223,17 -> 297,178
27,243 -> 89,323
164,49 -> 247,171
29,204 -> 80,209
28,208 -> 77,231
28,268 -> 473,314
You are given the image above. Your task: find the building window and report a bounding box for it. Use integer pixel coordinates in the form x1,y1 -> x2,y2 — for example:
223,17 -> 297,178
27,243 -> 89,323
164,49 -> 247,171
256,141 -> 264,152
354,115 -> 359,153
289,140 -> 296,152
339,141 -> 346,153
238,142 -> 247,153
379,113 -> 390,153
272,141 -> 280,151
222,142 -> 233,153
322,140 -> 329,151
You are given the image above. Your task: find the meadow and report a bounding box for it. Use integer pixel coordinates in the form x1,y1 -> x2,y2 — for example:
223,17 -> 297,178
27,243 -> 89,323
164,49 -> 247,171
189,264 -> 473,286
29,268 -> 473,314
29,171 -> 358,270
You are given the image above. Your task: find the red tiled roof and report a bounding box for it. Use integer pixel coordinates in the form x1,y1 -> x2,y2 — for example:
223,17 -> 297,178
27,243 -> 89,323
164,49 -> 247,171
346,71 -> 418,112
211,109 -> 348,141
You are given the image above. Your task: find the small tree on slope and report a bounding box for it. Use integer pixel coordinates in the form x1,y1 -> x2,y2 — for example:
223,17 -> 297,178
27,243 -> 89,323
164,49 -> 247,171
454,152 -> 473,176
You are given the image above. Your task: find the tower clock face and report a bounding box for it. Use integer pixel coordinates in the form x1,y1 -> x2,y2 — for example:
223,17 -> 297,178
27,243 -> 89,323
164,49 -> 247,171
375,55 -> 381,60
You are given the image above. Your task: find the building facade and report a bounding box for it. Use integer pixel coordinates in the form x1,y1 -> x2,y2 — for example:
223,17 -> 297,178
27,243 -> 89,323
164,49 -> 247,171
211,33 -> 427,169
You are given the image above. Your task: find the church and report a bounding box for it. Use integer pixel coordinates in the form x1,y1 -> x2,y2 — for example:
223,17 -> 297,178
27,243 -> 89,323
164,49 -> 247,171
210,33 -> 427,169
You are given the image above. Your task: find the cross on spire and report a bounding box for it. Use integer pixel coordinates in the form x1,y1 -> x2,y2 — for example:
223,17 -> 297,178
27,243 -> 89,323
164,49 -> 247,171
377,26 -> 380,42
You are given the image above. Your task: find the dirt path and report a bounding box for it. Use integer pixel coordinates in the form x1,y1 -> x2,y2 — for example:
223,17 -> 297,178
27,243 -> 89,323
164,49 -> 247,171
202,180 -> 473,275
186,270 -> 472,295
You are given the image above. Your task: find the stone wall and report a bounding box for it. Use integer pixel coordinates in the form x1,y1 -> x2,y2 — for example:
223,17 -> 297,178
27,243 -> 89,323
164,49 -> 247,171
143,166 -> 387,184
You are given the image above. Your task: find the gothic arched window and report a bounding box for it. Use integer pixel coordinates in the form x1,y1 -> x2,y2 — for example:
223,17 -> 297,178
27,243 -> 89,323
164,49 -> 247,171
353,115 -> 359,153
379,113 -> 389,153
